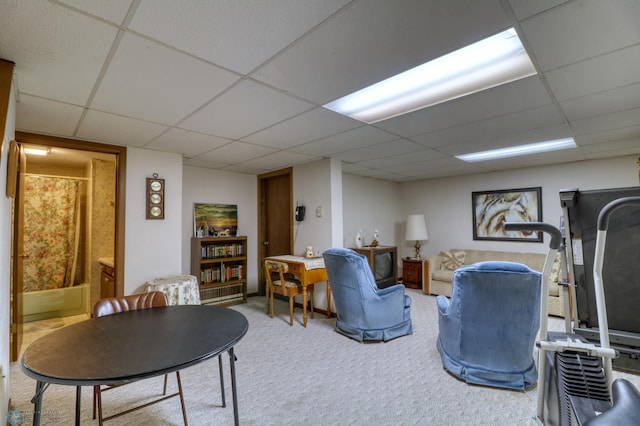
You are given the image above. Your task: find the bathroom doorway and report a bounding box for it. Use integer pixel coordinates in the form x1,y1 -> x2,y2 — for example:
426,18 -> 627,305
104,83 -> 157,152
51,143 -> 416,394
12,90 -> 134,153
9,132 -> 126,361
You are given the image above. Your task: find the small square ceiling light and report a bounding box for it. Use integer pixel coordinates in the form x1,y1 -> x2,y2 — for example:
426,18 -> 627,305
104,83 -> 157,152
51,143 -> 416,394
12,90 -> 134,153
324,28 -> 536,124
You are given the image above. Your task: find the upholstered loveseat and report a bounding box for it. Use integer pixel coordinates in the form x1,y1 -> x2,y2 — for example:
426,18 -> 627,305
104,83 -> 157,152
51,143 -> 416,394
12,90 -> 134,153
424,249 -> 564,317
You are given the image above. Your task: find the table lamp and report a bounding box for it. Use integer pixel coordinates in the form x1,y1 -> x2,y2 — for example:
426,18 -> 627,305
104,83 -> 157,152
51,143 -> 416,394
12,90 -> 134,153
405,214 -> 428,259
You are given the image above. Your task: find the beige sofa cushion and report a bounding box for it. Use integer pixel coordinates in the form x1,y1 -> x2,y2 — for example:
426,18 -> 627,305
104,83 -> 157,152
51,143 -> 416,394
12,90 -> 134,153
439,250 -> 465,270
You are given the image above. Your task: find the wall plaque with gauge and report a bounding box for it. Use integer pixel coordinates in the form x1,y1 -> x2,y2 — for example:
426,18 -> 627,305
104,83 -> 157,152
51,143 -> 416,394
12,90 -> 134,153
146,173 -> 165,219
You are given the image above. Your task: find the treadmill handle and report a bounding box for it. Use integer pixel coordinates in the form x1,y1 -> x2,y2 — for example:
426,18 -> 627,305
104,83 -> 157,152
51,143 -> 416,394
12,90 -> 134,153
504,222 -> 562,250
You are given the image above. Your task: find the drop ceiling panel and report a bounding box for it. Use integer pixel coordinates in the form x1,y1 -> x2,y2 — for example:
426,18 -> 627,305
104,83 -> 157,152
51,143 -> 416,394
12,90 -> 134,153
506,0 -> 569,20
253,0 -> 511,105
292,126 -> 398,156
145,128 -> 232,158
376,76 -> 555,138
560,82 -> 640,121
357,148 -> 445,169
91,33 -> 240,126
77,110 -> 168,146
336,139 -> 425,163
59,0 -> 134,25
580,138 -> 640,158
577,126 -> 640,146
191,141 -> 278,165
129,0 -> 351,74
238,151 -> 319,171
243,108 -> 360,149
520,0 -> 640,71
0,1 -> 118,105
571,108 -> 640,137
545,44 -> 640,103
411,104 -> 566,148
16,95 -> 85,137
178,79 -> 314,139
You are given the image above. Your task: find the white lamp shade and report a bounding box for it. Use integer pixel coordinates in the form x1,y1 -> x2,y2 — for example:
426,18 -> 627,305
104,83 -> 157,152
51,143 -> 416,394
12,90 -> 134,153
405,214 -> 428,241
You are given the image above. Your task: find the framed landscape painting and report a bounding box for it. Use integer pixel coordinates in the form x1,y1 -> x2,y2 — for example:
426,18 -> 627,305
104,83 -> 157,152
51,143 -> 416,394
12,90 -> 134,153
194,203 -> 238,237
472,187 -> 542,242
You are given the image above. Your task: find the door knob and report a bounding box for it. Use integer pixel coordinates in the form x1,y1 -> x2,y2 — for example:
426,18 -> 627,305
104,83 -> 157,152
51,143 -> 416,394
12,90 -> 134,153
263,241 -> 270,245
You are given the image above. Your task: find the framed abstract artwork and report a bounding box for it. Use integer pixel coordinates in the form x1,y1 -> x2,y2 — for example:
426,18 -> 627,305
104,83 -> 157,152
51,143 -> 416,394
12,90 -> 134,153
472,187 -> 542,242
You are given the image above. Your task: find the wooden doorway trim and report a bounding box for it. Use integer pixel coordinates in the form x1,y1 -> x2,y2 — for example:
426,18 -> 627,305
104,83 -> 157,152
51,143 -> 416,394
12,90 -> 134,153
257,168 -> 293,296
14,132 -> 126,298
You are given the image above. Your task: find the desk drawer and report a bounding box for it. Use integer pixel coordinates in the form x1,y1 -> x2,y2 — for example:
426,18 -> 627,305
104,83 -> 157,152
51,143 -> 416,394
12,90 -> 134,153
288,263 -> 302,274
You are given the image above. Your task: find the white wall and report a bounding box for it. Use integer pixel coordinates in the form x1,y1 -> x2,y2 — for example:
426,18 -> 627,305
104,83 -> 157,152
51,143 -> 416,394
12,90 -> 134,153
293,158 -> 343,310
0,79 -> 15,421
124,147 -> 183,294
293,158 -> 338,256
181,166 -> 258,293
342,173 -> 404,250
398,155 -> 640,259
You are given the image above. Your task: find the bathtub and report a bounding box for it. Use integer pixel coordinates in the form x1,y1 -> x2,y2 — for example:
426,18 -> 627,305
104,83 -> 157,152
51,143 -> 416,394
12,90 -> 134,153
19,283 -> 89,323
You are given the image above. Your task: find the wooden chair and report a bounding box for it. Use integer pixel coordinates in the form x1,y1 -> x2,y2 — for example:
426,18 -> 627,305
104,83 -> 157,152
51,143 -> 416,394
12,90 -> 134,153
92,292 -> 188,425
265,260 -> 314,326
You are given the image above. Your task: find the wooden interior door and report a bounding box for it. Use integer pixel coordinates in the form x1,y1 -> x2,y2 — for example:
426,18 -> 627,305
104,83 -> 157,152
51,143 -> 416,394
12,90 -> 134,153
10,144 -> 26,361
258,168 -> 293,295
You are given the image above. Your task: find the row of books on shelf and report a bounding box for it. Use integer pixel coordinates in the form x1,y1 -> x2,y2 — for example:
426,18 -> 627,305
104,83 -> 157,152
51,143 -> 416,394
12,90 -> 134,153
200,282 -> 244,305
200,262 -> 243,283
201,243 -> 244,259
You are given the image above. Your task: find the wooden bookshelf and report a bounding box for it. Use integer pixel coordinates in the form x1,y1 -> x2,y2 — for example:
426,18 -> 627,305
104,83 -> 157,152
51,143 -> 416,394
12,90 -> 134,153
191,236 -> 247,306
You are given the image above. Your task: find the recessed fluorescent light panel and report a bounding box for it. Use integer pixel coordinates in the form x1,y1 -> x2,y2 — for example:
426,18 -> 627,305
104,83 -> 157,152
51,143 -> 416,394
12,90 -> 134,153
324,28 -> 536,124
455,138 -> 577,162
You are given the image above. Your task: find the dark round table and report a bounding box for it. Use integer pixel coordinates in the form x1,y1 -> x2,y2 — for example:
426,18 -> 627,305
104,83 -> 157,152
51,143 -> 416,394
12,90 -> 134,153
21,305 -> 248,425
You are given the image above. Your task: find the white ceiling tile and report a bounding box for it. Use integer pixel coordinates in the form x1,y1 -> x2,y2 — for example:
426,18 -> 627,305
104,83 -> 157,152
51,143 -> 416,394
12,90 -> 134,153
545,44 -> 640,102
220,164 -> 270,175
411,105 -> 566,148
145,128 -> 232,158
178,80 -> 314,139
253,0 -> 511,104
376,76 -> 554,137
575,126 -> 640,147
507,0 -> 569,20
336,139 -> 424,163
0,0 -> 118,105
520,0 -> 640,71
560,82 -> 640,121
581,139 -> 640,159
239,151 -> 319,171
292,126 -> 398,156
6,0 -> 640,182
243,108 -> 360,149
16,95 -> 84,136
76,110 -> 168,146
357,148 -> 446,168
58,0 -> 134,25
191,141 -> 278,164
571,108 -> 640,136
182,157 -> 233,169
129,0 -> 351,74
91,33 -> 240,125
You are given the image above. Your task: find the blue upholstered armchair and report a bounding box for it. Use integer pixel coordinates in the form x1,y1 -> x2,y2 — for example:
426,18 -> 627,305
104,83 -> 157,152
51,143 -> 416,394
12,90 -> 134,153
323,248 -> 412,342
436,261 -> 541,390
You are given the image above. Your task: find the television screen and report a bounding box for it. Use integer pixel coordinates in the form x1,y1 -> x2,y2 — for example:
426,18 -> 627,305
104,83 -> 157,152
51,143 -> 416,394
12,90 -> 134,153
374,252 -> 393,280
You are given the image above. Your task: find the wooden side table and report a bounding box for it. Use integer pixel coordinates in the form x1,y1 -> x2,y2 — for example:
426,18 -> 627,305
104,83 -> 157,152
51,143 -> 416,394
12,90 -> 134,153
402,258 -> 422,289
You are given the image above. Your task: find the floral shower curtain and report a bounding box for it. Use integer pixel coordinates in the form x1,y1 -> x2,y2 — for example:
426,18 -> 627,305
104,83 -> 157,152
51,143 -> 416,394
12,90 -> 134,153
22,175 -> 82,292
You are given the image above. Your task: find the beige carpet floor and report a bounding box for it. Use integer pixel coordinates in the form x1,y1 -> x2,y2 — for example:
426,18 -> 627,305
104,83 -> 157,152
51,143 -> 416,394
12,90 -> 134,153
9,291 -> 640,425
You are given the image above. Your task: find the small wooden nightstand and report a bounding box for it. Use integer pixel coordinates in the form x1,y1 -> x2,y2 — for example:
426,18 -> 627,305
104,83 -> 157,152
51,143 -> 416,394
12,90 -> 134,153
402,258 -> 422,289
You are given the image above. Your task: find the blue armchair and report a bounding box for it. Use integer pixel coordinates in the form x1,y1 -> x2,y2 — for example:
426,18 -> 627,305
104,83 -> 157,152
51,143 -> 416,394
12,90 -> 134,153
323,248 -> 412,342
436,261 -> 541,390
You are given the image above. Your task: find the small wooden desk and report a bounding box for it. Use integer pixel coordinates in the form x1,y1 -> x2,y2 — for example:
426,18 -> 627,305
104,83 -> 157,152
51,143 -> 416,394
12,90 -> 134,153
265,255 -> 331,326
